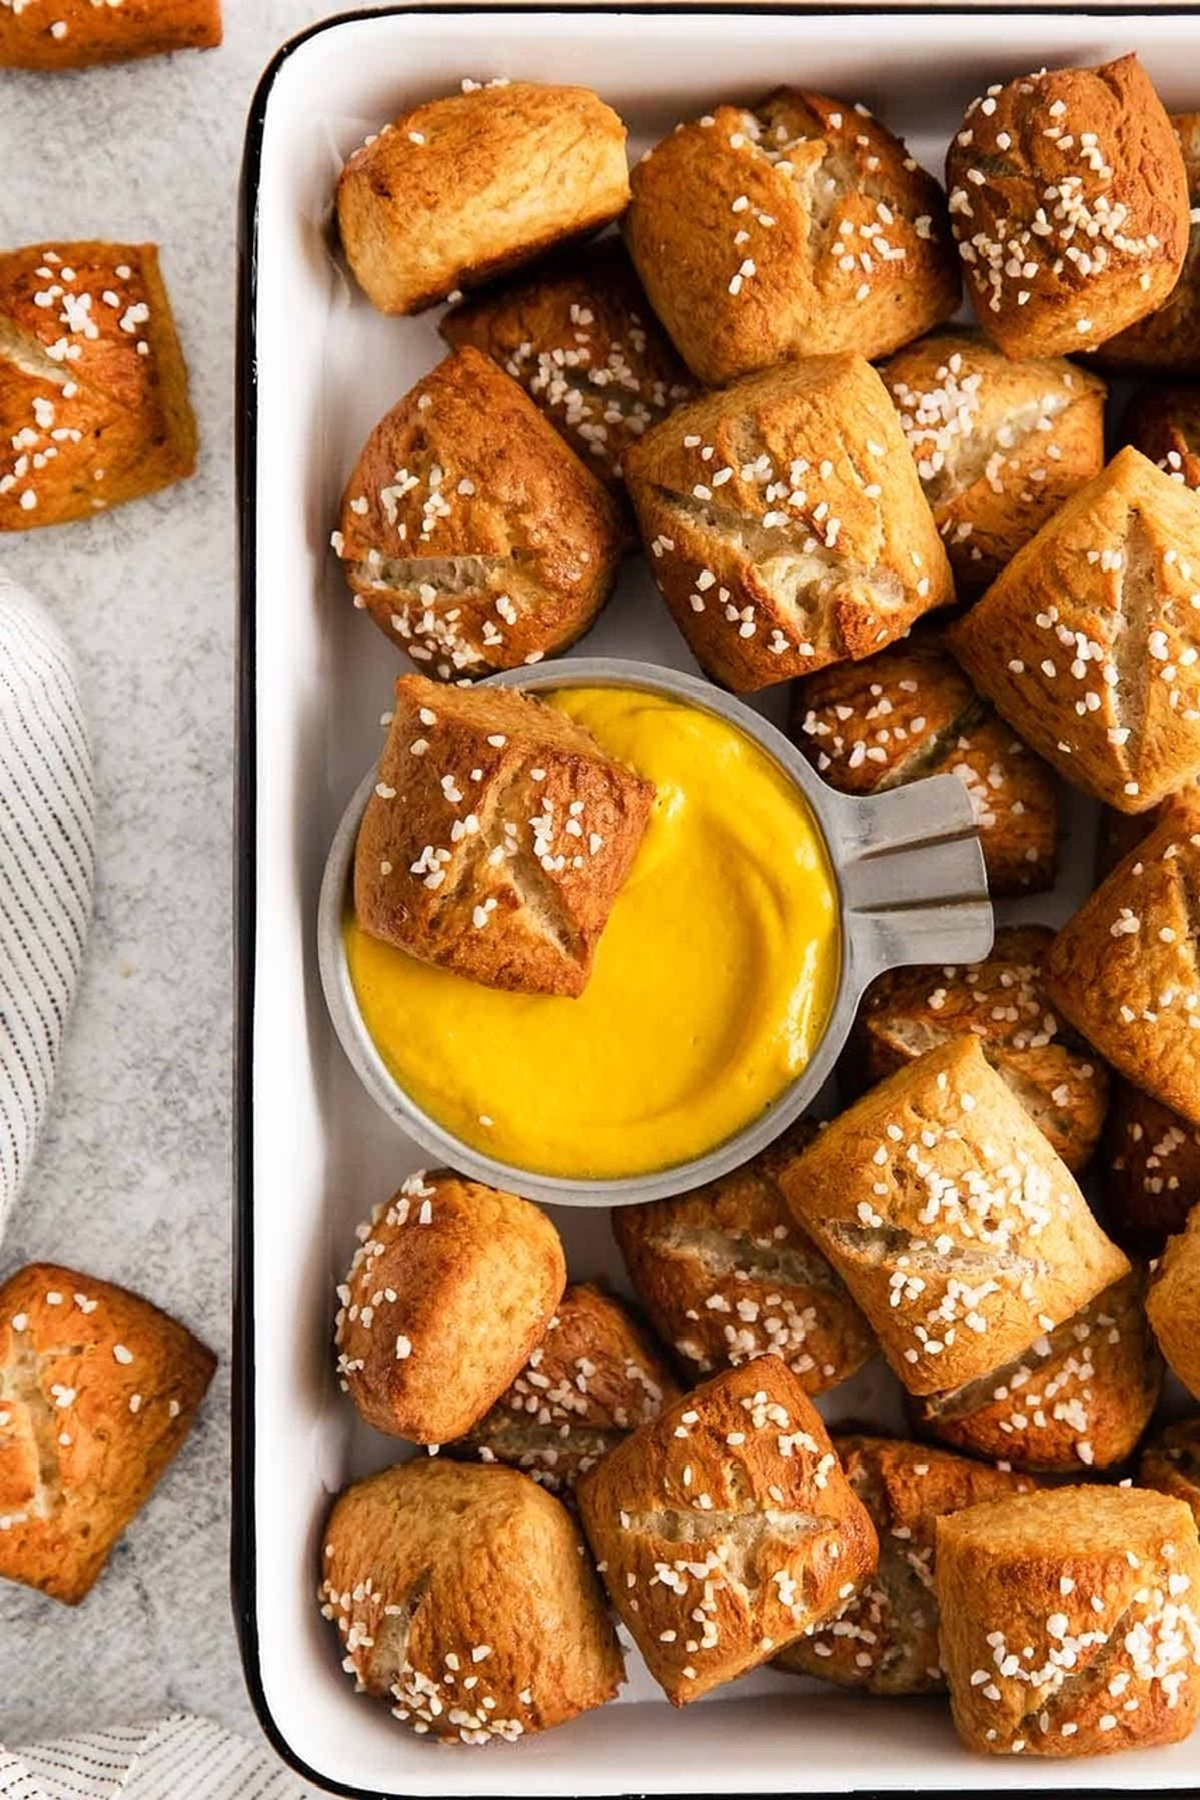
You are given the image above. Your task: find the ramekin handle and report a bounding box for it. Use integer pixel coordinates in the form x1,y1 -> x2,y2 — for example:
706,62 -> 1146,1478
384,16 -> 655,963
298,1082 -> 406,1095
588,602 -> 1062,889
825,775 -> 994,993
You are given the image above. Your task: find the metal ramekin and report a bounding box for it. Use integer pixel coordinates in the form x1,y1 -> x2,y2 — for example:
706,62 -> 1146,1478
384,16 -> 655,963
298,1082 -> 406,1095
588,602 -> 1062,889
318,656 -> 994,1206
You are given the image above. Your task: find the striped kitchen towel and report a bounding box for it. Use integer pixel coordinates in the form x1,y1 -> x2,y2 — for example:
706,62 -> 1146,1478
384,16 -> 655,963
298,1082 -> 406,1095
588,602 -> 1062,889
0,569 -> 94,1236
0,1715 -> 304,1799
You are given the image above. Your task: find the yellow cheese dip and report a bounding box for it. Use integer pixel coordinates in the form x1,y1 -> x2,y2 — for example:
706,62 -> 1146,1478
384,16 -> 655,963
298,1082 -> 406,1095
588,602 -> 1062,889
345,685 -> 840,1179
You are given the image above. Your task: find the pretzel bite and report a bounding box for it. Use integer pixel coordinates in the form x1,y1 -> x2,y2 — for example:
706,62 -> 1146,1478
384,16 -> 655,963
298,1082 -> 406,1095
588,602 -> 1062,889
1101,1079 -> 1200,1252
0,0 -> 219,69
937,1486 -> 1200,1755
775,1435 -> 1034,1694
625,353 -> 953,693
335,348 -> 623,680
576,1357 -> 878,1703
1043,801 -> 1200,1126
945,55 -> 1190,360
354,675 -> 654,999
0,1264 -> 213,1604
949,448 -> 1200,814
777,1036 -> 1130,1398
852,926 -> 1108,1170
625,88 -> 959,386
881,329 -> 1106,588
320,1460 -> 622,1742
1091,114 -> 1200,374
454,1283 -> 681,1493
440,240 -> 696,509
334,1170 -> 566,1444
790,640 -> 1057,896
611,1125 -> 877,1396
0,242 -> 195,532
913,1271 -> 1161,1474
337,82 -> 630,315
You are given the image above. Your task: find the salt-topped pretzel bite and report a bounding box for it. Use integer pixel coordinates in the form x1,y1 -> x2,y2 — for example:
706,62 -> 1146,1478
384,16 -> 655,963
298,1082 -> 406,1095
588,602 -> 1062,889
936,1486 -> 1200,1755
949,448 -> 1200,814
1091,114 -> 1200,374
625,88 -> 959,386
1147,1204 -> 1200,1400
1142,1420 -> 1200,1528
612,1124 -> 877,1396
851,926 -> 1109,1171
440,240 -> 697,506
881,329 -> 1106,588
334,348 -> 624,680
777,1036 -> 1130,1398
334,1170 -> 566,1444
625,353 -> 953,693
455,1282 -> 681,1494
775,1435 -> 1034,1694
0,242 -> 196,531
337,81 -> 631,316
355,675 -> 654,999
1043,801 -> 1200,1126
790,642 -> 1057,896
0,1263 -> 214,1604
913,1271 -> 1161,1474
945,55 -> 1190,360
320,1460 -> 623,1743
1101,1078 -> 1200,1252
576,1357 -> 878,1704
0,0 -> 220,68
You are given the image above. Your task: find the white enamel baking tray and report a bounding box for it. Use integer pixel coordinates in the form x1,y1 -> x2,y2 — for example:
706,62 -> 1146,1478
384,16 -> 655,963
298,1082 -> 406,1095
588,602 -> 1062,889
235,9 -> 1199,1795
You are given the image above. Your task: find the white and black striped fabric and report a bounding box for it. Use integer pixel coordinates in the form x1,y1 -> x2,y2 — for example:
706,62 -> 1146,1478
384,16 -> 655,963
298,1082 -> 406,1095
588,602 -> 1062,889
0,569 -> 94,1235
0,1716 -> 303,1800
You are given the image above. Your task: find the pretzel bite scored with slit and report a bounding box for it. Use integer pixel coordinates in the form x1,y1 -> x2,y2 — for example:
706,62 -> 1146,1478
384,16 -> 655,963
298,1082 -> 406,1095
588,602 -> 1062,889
790,641 -> 1057,896
334,1169 -> 566,1444
777,1036 -> 1130,1398
612,1124 -> 877,1395
949,447 -> 1200,814
945,55 -> 1190,360
880,329 -> 1106,588
337,81 -> 631,316
0,1263 -> 215,1605
576,1357 -> 878,1704
334,347 -> 624,680
354,675 -> 654,999
0,242 -> 196,532
936,1486 -> 1200,1756
913,1270 -> 1161,1474
625,88 -> 959,387
774,1435 -> 1035,1694
1043,800 -> 1200,1127
852,926 -> 1109,1171
440,240 -> 697,506
625,353 -> 954,693
454,1282 -> 681,1494
320,1459 -> 623,1743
